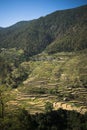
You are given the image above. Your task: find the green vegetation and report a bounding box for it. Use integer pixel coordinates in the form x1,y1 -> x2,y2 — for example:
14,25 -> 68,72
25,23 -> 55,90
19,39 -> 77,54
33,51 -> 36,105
0,5 -> 87,57
0,50 -> 87,116
45,102 -> 53,112
0,5 -> 87,130
0,108 -> 87,130
46,26 -> 87,53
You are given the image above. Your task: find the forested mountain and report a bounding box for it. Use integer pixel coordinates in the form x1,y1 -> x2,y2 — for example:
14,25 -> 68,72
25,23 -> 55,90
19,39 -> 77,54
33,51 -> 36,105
0,5 -> 87,57
0,5 -> 87,130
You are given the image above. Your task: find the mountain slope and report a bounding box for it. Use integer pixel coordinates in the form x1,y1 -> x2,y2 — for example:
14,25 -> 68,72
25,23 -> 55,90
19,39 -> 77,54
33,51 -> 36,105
0,5 -> 87,57
0,5 -> 87,116
1,50 -> 87,114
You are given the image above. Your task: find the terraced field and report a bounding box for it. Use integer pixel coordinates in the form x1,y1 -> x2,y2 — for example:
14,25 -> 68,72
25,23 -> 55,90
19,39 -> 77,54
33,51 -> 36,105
8,80 -> 87,114
5,51 -> 87,114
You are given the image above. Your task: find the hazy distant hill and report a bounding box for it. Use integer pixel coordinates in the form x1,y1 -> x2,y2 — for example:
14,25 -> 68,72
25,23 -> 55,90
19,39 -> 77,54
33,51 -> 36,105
0,5 -> 87,56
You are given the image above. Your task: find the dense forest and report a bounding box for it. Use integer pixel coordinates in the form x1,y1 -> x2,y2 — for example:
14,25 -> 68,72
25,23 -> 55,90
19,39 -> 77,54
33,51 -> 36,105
0,5 -> 87,57
0,108 -> 87,130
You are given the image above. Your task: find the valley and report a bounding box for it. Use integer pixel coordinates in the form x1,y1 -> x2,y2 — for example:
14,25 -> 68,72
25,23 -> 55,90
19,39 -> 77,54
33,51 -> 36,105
0,5 -> 87,130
